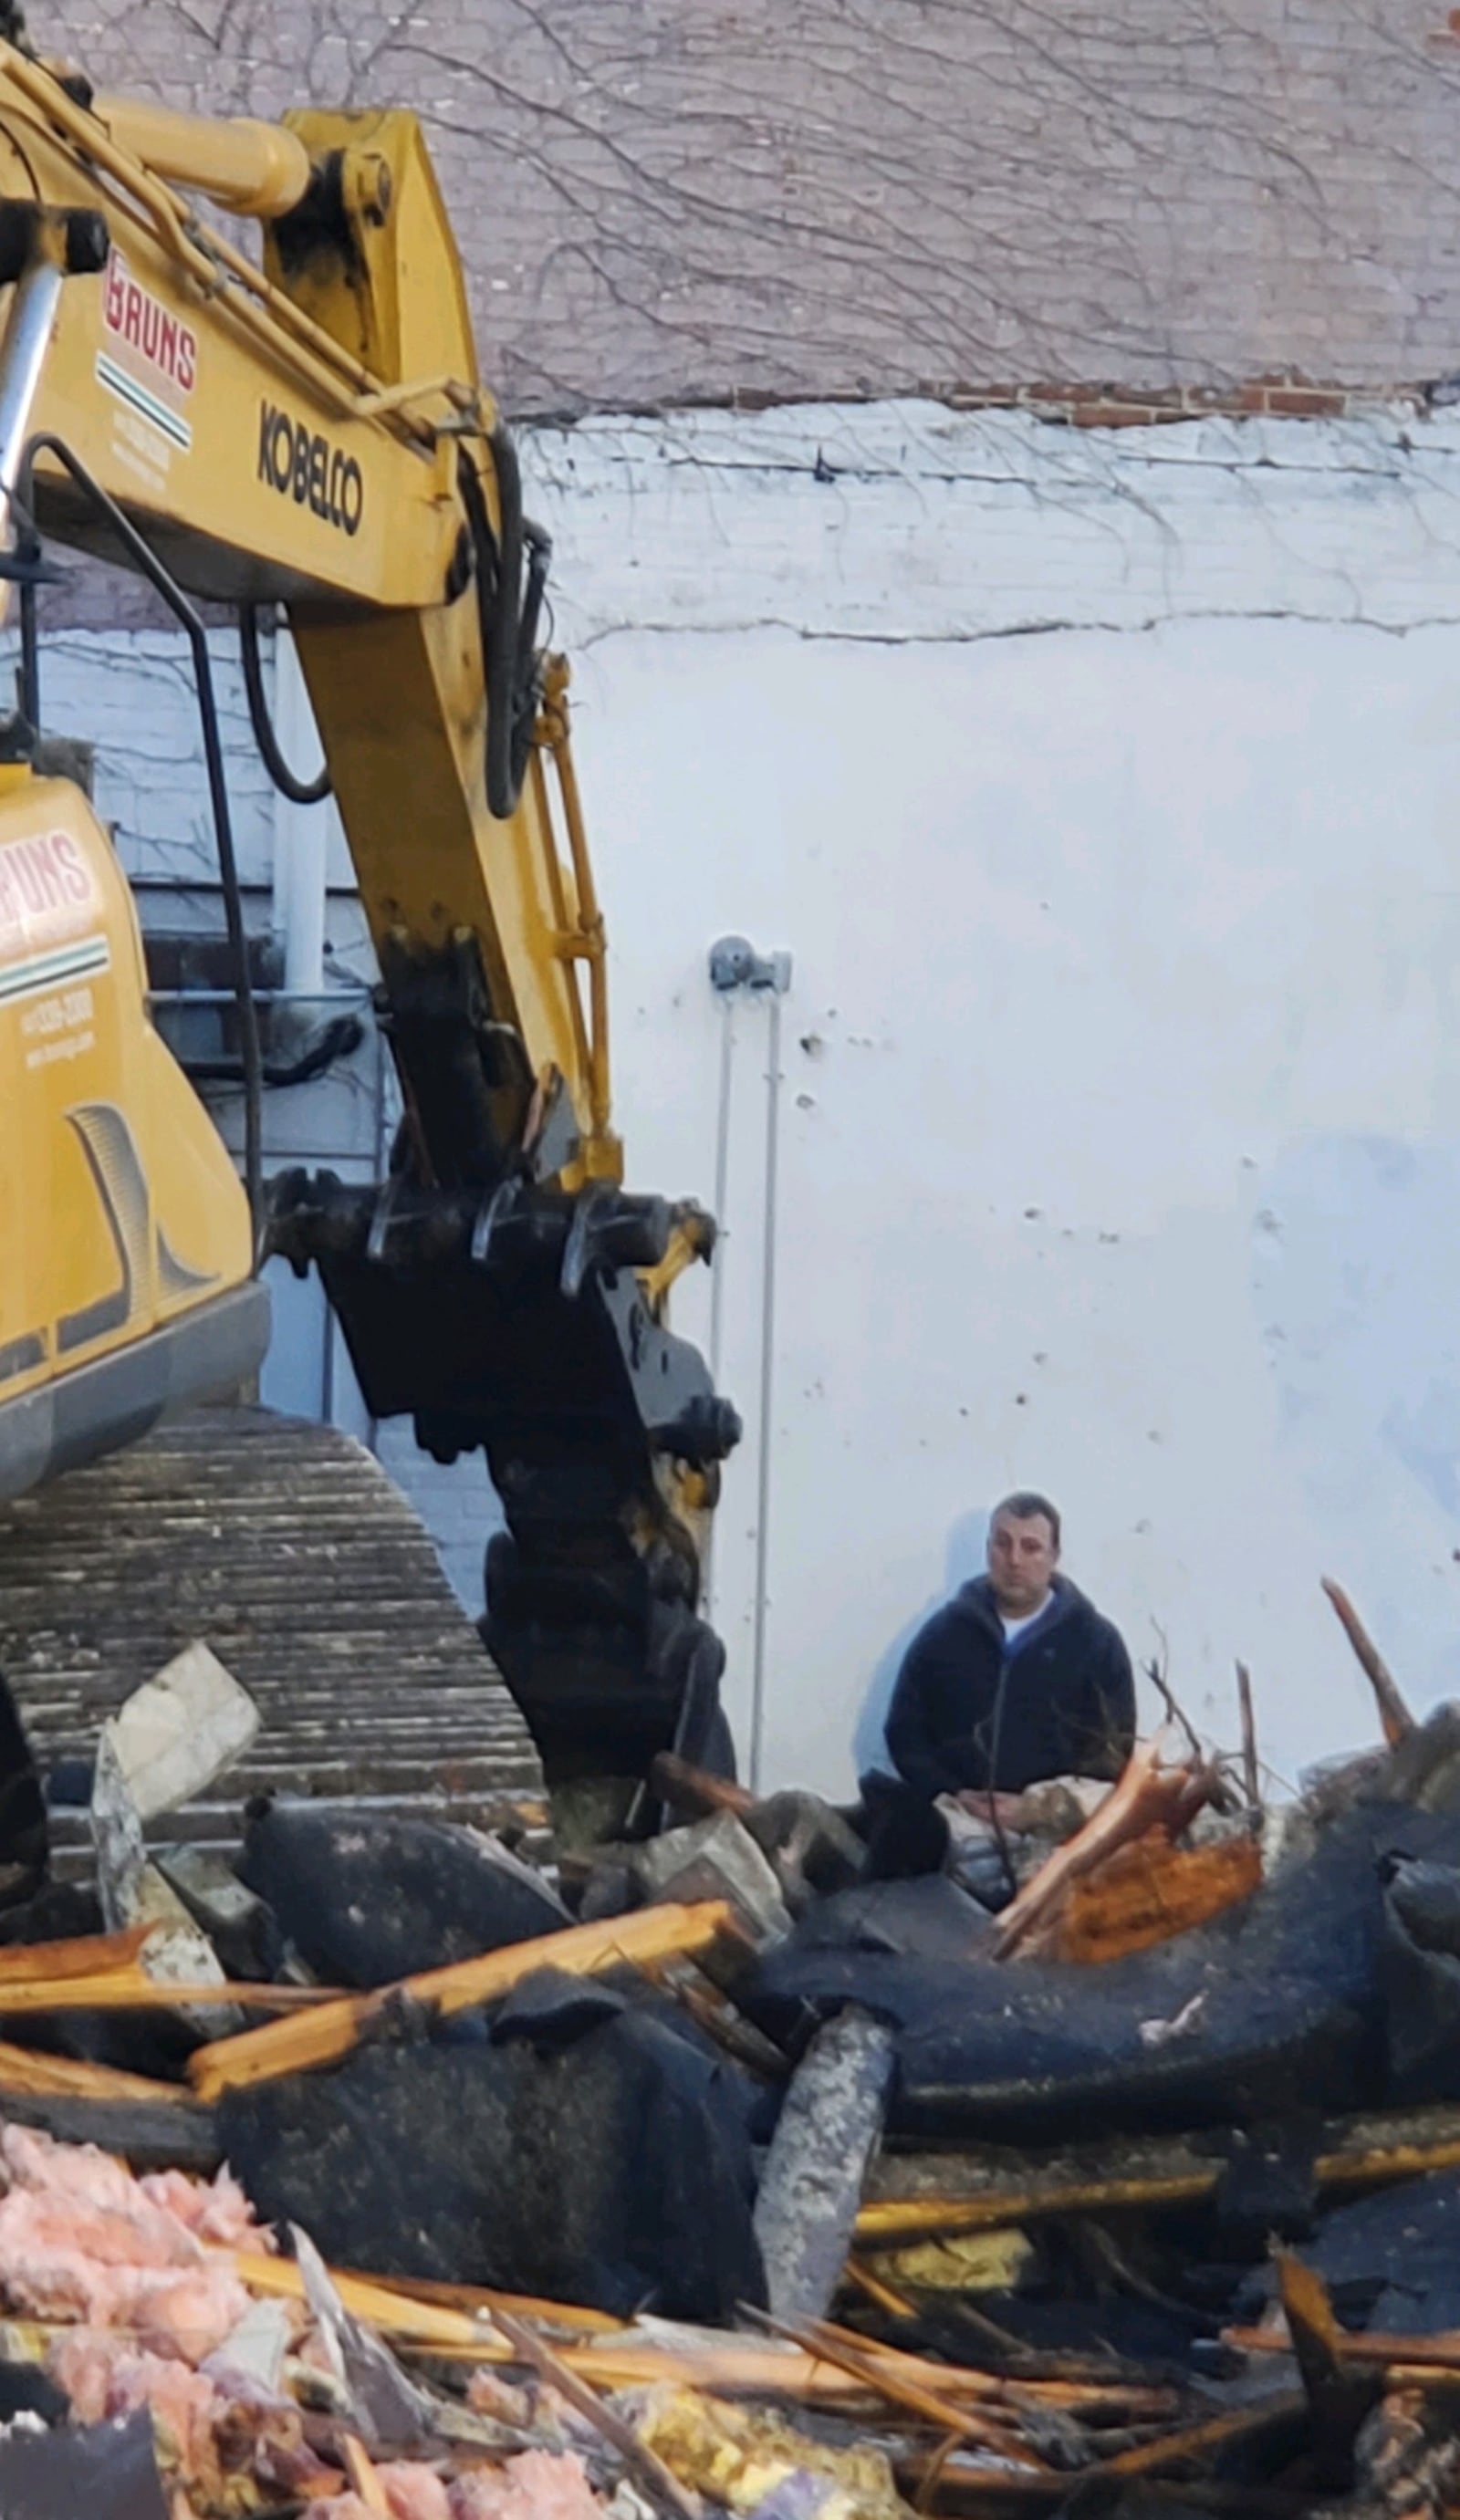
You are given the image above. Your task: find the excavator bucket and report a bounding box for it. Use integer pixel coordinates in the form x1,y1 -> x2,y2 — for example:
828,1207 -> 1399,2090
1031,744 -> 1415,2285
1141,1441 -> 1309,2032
268,1170 -> 743,1824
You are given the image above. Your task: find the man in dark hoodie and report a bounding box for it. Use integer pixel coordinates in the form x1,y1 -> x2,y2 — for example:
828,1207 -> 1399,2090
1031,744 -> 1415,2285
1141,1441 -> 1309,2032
867,1493 -> 1135,1868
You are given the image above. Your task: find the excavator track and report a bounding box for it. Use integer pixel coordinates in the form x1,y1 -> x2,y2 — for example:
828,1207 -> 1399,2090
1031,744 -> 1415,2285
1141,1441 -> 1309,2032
0,1405 -> 547,1873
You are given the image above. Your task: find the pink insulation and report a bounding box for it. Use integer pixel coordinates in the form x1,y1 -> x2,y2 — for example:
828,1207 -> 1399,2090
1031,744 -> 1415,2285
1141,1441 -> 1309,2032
449,2450 -> 604,2520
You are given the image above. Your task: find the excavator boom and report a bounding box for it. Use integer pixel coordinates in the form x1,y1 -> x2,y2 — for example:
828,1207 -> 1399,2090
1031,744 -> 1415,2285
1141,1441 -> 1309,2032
0,34 -> 740,1820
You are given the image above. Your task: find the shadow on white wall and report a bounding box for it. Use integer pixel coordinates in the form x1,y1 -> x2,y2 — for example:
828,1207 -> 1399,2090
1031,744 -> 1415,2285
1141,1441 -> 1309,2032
853,1505 -> 989,1780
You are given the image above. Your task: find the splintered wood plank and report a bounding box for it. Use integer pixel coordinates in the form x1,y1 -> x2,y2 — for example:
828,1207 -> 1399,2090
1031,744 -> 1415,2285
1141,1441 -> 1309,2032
235,2251 -> 481,2347
0,1926 -> 151,1983
1050,1829 -> 1260,1963
858,2102 -> 1460,2243
336,2268 -> 624,2332
0,2040 -> 183,2100
0,1974 -> 336,2014
189,1900 -> 739,2098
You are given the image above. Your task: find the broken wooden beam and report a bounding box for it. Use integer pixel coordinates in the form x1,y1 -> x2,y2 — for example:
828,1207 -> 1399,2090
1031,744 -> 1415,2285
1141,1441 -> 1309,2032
1098,2391 -> 1309,2480
1049,1829 -> 1260,1963
862,2129 -> 1215,2241
0,1973 -> 334,2015
383,2307 -> 1103,2408
335,2267 -> 624,2335
0,1924 -> 152,1982
341,2434 -> 391,2515
899,2461 -> 1309,2516
1236,1660 -> 1261,1824
235,2249 -> 482,2348
1228,2326 -> 1460,2377
992,1735 -> 1215,1960
0,2040 -> 184,2101
189,1900 -> 739,2099
811,2314 -> 1175,2421
746,2307 -> 1046,2463
844,2255 -> 917,2319
1321,1578 -> 1415,1745
242,2250 -> 1071,2413
649,1963 -> 789,2080
1274,2249 -> 1378,2481
858,2099 -> 1460,2243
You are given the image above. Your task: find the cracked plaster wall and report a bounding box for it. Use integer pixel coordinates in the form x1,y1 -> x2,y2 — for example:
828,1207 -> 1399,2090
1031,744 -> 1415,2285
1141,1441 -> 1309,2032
33,400 -> 1460,1791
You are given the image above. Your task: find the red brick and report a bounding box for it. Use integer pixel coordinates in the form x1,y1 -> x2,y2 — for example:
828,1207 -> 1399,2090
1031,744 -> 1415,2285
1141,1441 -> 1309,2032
1069,400 -> 1169,426
1264,385 -> 1348,414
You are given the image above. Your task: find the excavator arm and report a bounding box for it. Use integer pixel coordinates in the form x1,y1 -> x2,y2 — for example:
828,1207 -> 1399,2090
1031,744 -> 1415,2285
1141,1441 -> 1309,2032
0,36 -> 740,1816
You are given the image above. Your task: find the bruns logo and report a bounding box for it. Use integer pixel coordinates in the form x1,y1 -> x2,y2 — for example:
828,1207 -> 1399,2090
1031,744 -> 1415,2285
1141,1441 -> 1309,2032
102,252 -> 198,398
0,830 -> 97,952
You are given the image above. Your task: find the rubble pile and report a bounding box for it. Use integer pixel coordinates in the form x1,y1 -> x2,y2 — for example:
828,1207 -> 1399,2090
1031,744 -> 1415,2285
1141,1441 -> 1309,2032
2,1605 -> 1460,2511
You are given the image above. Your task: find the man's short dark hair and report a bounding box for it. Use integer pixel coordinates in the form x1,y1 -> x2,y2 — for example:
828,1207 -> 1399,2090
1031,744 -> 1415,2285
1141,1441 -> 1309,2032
991,1490 -> 1061,1549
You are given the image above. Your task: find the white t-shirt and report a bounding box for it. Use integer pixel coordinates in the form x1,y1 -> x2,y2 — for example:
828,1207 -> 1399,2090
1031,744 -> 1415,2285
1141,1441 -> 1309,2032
1000,1599 -> 1051,1651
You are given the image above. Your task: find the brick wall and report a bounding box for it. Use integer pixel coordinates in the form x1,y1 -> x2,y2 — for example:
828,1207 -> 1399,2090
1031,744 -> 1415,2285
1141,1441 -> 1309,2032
28,0 -> 1460,419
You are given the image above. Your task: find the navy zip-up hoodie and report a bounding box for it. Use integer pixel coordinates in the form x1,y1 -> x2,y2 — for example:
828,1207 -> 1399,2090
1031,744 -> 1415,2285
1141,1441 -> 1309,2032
884,1574 -> 1136,1797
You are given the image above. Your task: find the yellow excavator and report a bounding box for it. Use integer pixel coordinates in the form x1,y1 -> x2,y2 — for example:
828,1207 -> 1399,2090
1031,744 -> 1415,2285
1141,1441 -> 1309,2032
0,13 -> 741,1839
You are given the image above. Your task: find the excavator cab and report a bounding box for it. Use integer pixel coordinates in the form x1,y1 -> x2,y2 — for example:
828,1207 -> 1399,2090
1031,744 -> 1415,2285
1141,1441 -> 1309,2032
0,762 -> 265,1502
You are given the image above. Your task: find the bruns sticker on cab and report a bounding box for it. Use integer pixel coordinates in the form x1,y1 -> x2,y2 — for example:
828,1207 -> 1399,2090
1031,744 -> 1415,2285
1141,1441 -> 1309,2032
0,832 -> 110,1008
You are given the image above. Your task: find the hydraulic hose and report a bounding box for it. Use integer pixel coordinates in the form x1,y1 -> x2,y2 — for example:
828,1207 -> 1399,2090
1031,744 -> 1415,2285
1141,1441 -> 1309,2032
463,425 -> 551,822
239,603 -> 332,807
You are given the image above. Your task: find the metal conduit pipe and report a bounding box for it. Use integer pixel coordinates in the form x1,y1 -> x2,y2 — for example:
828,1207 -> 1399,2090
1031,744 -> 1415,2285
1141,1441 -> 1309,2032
707,933 -> 792,1793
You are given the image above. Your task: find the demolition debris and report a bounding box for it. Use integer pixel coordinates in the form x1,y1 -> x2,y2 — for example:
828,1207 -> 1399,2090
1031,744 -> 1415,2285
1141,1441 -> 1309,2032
0,1581 -> 1455,2512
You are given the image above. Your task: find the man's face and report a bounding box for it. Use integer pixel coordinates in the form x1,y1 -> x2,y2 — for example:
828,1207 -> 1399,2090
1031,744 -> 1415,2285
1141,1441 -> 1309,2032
987,1511 -> 1058,1615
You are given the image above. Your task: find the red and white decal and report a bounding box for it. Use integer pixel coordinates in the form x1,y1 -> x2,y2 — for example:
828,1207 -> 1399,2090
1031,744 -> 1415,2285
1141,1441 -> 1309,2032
0,830 -> 99,961
101,251 -> 197,397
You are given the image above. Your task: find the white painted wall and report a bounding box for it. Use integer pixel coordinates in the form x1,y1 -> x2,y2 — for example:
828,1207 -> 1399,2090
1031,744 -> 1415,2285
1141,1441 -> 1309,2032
569,611 -> 1460,1799
30,400 -> 1460,1800
531,402 -> 1460,1797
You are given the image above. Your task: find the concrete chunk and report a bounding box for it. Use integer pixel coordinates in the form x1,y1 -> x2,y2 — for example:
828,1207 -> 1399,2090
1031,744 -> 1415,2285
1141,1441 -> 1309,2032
634,1812 -> 792,1948
90,1730 -> 240,2039
108,1641 -> 259,1823
754,2005 -> 897,2324
156,1846 -> 278,1981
